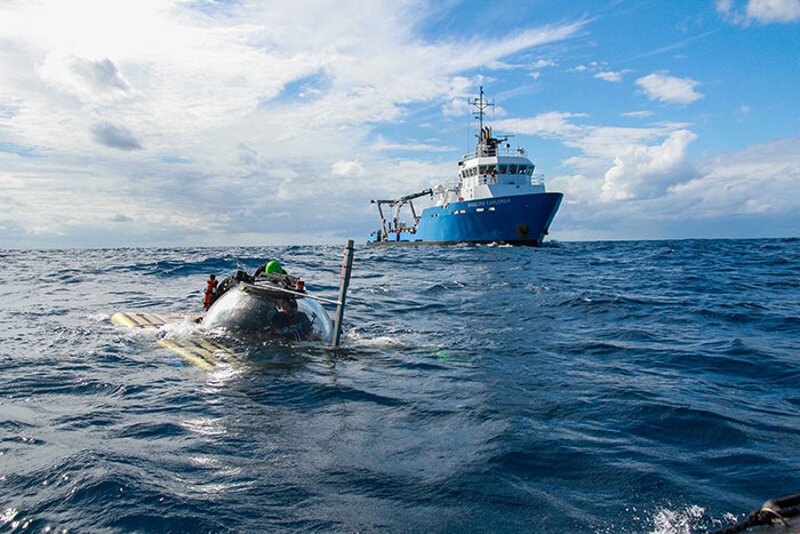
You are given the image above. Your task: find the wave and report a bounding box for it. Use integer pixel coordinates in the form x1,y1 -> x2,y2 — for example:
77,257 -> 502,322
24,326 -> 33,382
2,238 -> 799,531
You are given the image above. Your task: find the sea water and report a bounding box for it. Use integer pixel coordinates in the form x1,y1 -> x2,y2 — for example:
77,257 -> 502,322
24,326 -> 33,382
1,239 -> 798,532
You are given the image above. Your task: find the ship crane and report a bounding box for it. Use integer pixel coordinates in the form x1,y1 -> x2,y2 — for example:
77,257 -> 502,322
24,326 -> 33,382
370,189 -> 433,242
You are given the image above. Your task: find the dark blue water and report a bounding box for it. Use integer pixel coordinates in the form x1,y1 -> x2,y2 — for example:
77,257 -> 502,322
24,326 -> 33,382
1,239 -> 799,533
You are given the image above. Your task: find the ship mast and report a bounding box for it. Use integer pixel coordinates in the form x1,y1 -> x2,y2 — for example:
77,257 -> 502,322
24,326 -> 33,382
469,86 -> 494,139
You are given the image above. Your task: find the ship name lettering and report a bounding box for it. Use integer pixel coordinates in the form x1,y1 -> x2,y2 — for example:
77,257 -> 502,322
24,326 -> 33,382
466,198 -> 512,208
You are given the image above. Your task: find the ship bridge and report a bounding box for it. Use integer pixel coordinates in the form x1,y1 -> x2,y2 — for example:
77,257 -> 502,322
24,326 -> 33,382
452,127 -> 545,202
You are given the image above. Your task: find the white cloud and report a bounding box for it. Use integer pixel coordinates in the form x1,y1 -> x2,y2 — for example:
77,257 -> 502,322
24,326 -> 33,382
444,23 -> 584,73
716,0 -> 739,19
547,174 -> 602,204
529,58 -> 556,79
635,72 -> 703,104
568,124 -> 686,161
371,136 -> 452,152
549,131 -> 800,241
331,159 -> 364,177
0,0 -> 586,246
670,135 -> 800,216
38,55 -> 135,103
573,61 -> 629,83
497,110 -> 695,182
717,0 -> 734,12
621,111 -> 654,118
496,109 -> 701,207
600,130 -> 698,201
495,112 -> 587,139
594,70 -> 624,82
532,59 -> 557,69
441,97 -> 472,117
747,0 -> 800,22
717,0 -> 800,24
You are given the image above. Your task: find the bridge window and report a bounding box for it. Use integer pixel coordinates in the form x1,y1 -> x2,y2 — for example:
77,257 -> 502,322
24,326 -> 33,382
508,165 -> 517,174
518,165 -> 527,174
487,164 -> 496,174
498,165 -> 507,174
479,165 -> 487,174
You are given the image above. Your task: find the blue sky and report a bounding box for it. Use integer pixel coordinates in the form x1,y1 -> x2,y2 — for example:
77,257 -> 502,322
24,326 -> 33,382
0,0 -> 798,248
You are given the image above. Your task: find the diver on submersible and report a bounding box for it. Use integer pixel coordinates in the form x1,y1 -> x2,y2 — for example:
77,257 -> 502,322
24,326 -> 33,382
200,239 -> 354,346
110,240 -> 354,354
271,297 -> 313,340
203,259 -> 299,310
200,259 -> 320,341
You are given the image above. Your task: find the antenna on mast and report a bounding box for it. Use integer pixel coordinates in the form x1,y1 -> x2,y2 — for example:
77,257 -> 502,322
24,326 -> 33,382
469,86 -> 494,135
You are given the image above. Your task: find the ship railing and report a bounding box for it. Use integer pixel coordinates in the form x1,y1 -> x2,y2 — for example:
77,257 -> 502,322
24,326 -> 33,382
462,146 -> 527,161
462,152 -> 492,160
462,148 -> 497,160
474,174 -> 545,186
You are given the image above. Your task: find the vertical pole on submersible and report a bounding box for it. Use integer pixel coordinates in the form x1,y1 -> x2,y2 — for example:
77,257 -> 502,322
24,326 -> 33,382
332,239 -> 354,348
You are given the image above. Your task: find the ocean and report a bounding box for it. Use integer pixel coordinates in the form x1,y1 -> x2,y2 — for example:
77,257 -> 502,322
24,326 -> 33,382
1,239 -> 799,533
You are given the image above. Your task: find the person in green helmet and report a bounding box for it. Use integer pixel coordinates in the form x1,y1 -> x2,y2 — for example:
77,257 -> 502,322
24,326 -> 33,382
254,260 -> 284,278
265,260 -> 283,274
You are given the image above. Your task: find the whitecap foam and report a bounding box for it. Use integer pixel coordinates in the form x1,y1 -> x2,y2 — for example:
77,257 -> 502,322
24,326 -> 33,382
345,330 -> 406,348
648,504 -> 705,534
160,316 -> 204,339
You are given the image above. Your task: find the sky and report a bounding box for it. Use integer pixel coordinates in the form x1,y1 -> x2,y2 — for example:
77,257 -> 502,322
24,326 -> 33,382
0,0 -> 798,249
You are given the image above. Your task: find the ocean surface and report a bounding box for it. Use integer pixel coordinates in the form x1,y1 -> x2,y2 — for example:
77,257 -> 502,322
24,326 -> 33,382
1,239 -> 799,533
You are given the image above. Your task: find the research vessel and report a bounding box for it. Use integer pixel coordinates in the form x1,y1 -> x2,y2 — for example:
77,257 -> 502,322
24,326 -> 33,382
368,87 -> 563,246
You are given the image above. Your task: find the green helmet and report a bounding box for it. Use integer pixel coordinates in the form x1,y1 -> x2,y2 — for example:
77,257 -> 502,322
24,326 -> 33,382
265,260 -> 283,274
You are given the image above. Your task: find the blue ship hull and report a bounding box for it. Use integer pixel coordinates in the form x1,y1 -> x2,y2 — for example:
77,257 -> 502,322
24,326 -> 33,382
369,192 -> 563,246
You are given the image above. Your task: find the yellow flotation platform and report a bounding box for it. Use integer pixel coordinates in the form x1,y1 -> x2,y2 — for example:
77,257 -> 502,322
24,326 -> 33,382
110,311 -> 230,370
111,311 -> 204,329
156,337 -> 230,371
